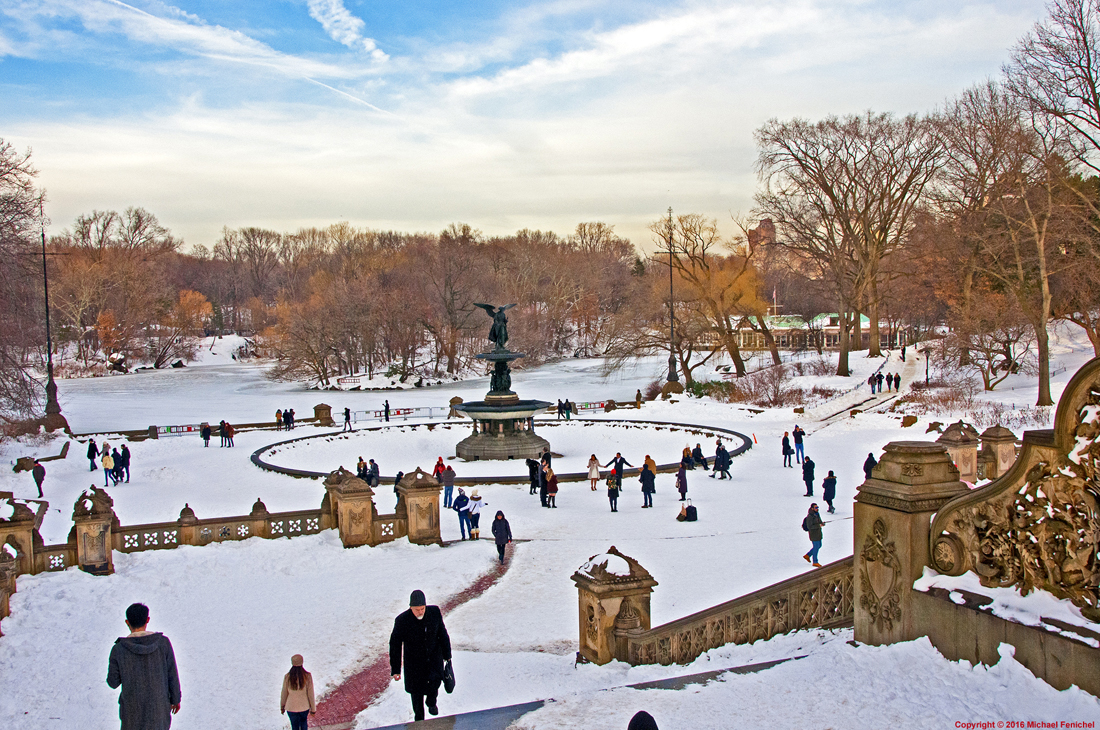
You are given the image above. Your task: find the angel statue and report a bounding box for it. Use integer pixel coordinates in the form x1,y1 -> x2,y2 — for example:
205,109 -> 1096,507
474,303 -> 517,351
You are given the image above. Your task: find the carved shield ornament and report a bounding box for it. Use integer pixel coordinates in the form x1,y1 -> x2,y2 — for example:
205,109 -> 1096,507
859,519 -> 903,631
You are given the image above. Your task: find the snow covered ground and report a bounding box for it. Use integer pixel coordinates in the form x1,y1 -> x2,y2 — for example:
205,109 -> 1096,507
1,333 -> 1098,729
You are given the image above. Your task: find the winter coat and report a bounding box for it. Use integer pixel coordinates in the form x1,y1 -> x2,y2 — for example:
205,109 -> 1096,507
31,463 -> 45,485
676,467 -> 688,495
546,475 -> 558,495
469,495 -> 484,516
451,494 -> 470,514
802,459 -> 815,482
106,632 -> 181,730
803,510 -> 824,542
102,454 -> 114,470
692,446 -> 705,463
714,447 -> 729,471
491,512 -> 512,544
604,455 -> 632,477
823,476 -> 837,501
644,456 -> 658,474
782,436 -> 792,456
587,457 -> 600,479
442,469 -> 455,488
793,427 -> 804,445
863,454 -> 878,480
432,462 -> 446,479
87,441 -> 99,459
280,671 -> 316,713
120,446 -> 131,468
200,426 -> 211,440
368,463 -> 379,486
526,459 -> 540,482
640,467 -> 656,494
389,606 -> 451,695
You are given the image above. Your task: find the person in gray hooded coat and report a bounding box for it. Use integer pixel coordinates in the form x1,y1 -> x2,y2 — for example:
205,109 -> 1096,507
107,602 -> 181,730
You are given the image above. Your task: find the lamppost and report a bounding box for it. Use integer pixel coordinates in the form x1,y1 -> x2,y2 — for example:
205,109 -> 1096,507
37,213 -> 66,432
665,207 -> 680,388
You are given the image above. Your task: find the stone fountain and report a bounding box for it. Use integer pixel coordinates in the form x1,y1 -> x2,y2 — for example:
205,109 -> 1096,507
454,303 -> 551,460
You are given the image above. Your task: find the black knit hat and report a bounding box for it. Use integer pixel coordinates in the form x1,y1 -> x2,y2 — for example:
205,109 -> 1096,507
409,589 -> 426,607
628,711 -> 659,730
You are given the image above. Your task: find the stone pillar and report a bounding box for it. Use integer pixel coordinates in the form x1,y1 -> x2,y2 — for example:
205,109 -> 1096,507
978,425 -> 1017,481
396,468 -> 443,546
853,442 -> 968,646
324,468 -> 376,548
72,486 -> 116,575
571,546 -> 658,665
0,549 -> 16,635
314,403 -> 334,427
0,493 -> 36,577
249,498 -> 270,539
936,421 -> 979,483
177,504 -> 199,546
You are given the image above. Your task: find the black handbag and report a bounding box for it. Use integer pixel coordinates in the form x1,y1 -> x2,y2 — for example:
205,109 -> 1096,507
442,660 -> 455,693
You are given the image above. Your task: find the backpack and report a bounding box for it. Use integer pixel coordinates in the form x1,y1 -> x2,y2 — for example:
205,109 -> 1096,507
802,516 -> 810,531
685,502 -> 698,522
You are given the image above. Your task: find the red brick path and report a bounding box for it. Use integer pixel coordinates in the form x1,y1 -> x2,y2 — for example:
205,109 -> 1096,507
311,542 -> 515,730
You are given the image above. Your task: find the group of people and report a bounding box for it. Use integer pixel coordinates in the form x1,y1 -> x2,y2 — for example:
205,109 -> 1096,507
274,408 -> 297,430
869,371 -> 901,394
86,439 -> 131,486
355,456 -> 380,486
781,425 -> 805,468
449,487 -> 513,562
555,399 -> 577,419
526,449 -> 559,507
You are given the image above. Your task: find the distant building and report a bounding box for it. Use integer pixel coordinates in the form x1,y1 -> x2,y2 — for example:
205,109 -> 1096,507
699,314 -> 911,352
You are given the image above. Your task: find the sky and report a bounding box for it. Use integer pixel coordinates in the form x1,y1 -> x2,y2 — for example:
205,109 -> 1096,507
0,0 -> 1050,251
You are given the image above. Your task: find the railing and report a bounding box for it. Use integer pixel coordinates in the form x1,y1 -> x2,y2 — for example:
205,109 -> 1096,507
114,509 -> 326,553
372,513 -> 406,544
350,406 -> 449,423
266,510 -> 324,538
34,544 -> 76,573
627,556 -> 854,665
116,522 -> 186,552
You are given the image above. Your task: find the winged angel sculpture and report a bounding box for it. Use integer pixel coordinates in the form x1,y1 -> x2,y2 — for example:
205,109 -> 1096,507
474,303 -> 516,351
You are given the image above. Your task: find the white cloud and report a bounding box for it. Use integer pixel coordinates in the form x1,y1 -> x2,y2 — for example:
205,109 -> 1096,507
306,0 -> 386,59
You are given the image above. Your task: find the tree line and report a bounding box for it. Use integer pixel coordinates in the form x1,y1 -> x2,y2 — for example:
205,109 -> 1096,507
3,0 -> 1100,421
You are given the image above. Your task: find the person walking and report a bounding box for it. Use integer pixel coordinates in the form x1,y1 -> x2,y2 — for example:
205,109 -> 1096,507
468,489 -> 485,538
607,475 -> 620,512
389,590 -> 452,723
120,444 -> 131,483
106,602 -> 182,730
822,471 -> 837,514
384,400 -> 390,422
802,456 -> 815,497
640,463 -> 655,508
863,452 -> 878,480
587,454 -> 600,491
868,374 -> 876,394
603,452 -> 632,483
692,443 -> 708,471
635,389 -> 643,409
875,371 -> 884,393
31,459 -> 45,498
432,457 -> 446,480
716,443 -> 732,480
526,458 -> 540,496
279,654 -> 316,730
802,504 -> 824,567
442,466 -> 455,508
111,448 -> 124,485
275,409 -> 283,431
556,399 -> 564,420
545,469 -> 558,508
901,345 -> 907,361
101,446 -> 114,487
564,400 -> 572,420
342,407 -> 352,432
200,423 -> 211,447
893,372 -> 901,392
87,439 -> 100,471
225,423 -> 235,448
676,464 -> 688,501
451,488 -> 471,540
792,425 -> 805,464
491,511 -> 511,564
782,432 -> 793,468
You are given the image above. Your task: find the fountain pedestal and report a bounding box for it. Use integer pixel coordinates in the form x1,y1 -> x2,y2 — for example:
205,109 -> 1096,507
454,350 -> 551,461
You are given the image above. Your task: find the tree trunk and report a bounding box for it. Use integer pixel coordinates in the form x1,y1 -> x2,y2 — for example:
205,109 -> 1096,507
867,280 -> 881,357
757,317 -> 782,366
836,308 -> 851,377
722,332 -> 747,377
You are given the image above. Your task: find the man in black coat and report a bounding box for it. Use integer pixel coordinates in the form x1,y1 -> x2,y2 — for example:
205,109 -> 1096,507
603,452 -> 632,481
87,439 -> 100,471
863,452 -> 878,480
31,459 -> 45,498
525,458 -> 540,495
692,443 -> 708,471
802,456 -> 815,496
390,590 -> 452,722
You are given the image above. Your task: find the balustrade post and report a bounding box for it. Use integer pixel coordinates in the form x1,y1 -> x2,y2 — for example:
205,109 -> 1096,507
977,425 -> 1017,481
313,403 -> 334,427
0,550 -> 15,634
323,468 -> 377,548
571,547 -> 657,665
396,468 -> 442,546
853,442 -> 967,646
72,486 -> 116,575
937,421 -> 980,483
249,498 -> 270,539
0,492 -> 37,577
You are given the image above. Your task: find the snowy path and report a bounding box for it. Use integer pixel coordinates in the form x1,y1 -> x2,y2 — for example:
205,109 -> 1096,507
808,350 -> 918,428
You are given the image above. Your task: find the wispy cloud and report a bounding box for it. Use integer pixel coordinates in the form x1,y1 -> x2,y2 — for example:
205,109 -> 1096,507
306,0 -> 387,60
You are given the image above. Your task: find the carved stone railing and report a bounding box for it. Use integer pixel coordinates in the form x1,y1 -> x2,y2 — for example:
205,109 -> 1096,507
929,358 -> 1100,623
626,556 -> 853,665
372,513 -> 407,545
34,543 -> 77,573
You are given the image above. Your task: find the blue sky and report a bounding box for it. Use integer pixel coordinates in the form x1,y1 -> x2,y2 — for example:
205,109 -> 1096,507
0,0 -> 1049,249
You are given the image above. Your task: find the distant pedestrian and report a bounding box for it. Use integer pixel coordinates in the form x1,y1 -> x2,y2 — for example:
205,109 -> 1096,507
539,463 -> 550,507
802,504 -> 824,567
87,439 -> 100,471
343,407 -> 352,432
629,711 -> 659,730
120,444 -> 131,482
587,454 -> 600,490
225,423 -> 235,448
200,424 -> 211,447
442,466 -> 455,508
282,410 -> 290,430
545,469 -> 558,508
676,465 -> 688,501
901,346 -> 907,361
367,459 -> 379,488
469,489 -> 485,538
275,409 -> 282,430
692,443 -> 708,470
822,471 -> 837,514
875,372 -> 884,393
394,471 -> 404,508
356,457 -> 367,480
106,602 -> 181,730
640,463 -> 655,508
635,389 -> 643,409
863,453 -> 878,480
279,654 -> 316,730
802,456 -> 815,497
526,458 -> 540,496
604,452 -> 632,482
564,400 -> 572,420
432,457 -> 446,480
607,475 -> 620,512
289,409 -> 296,429
717,443 -> 731,480
101,448 -> 114,487
31,459 -> 45,498
452,488 -> 471,540
111,448 -> 124,485
491,511 -> 512,564
218,420 -> 227,447
644,454 -> 657,474
782,432 -> 793,468
389,590 -> 451,723
792,425 -> 805,464
556,399 -> 564,420
384,400 -> 390,422
868,374 -> 876,394
893,372 -> 901,391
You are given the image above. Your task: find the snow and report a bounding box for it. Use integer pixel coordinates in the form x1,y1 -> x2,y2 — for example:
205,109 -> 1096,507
580,553 -> 632,578
914,569 -> 1100,646
0,498 -> 13,521
1,334 -> 1098,729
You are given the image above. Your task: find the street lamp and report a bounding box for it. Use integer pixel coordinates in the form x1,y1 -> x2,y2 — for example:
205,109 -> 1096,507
665,207 -> 680,386
38,214 -> 67,432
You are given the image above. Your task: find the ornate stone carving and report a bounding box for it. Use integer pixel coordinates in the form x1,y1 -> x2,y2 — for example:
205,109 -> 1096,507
930,370 -> 1100,621
901,464 -> 924,477
859,519 -> 903,631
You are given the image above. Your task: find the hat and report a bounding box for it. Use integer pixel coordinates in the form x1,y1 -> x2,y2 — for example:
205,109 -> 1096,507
291,654 -> 304,666
409,589 -> 426,607
471,489 -> 479,498
628,711 -> 659,730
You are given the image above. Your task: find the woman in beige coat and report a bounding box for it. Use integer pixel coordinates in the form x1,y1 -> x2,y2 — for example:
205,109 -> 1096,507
280,654 -> 316,729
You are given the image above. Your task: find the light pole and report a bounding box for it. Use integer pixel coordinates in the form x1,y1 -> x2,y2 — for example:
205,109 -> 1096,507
665,207 -> 679,386
38,214 -> 66,432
